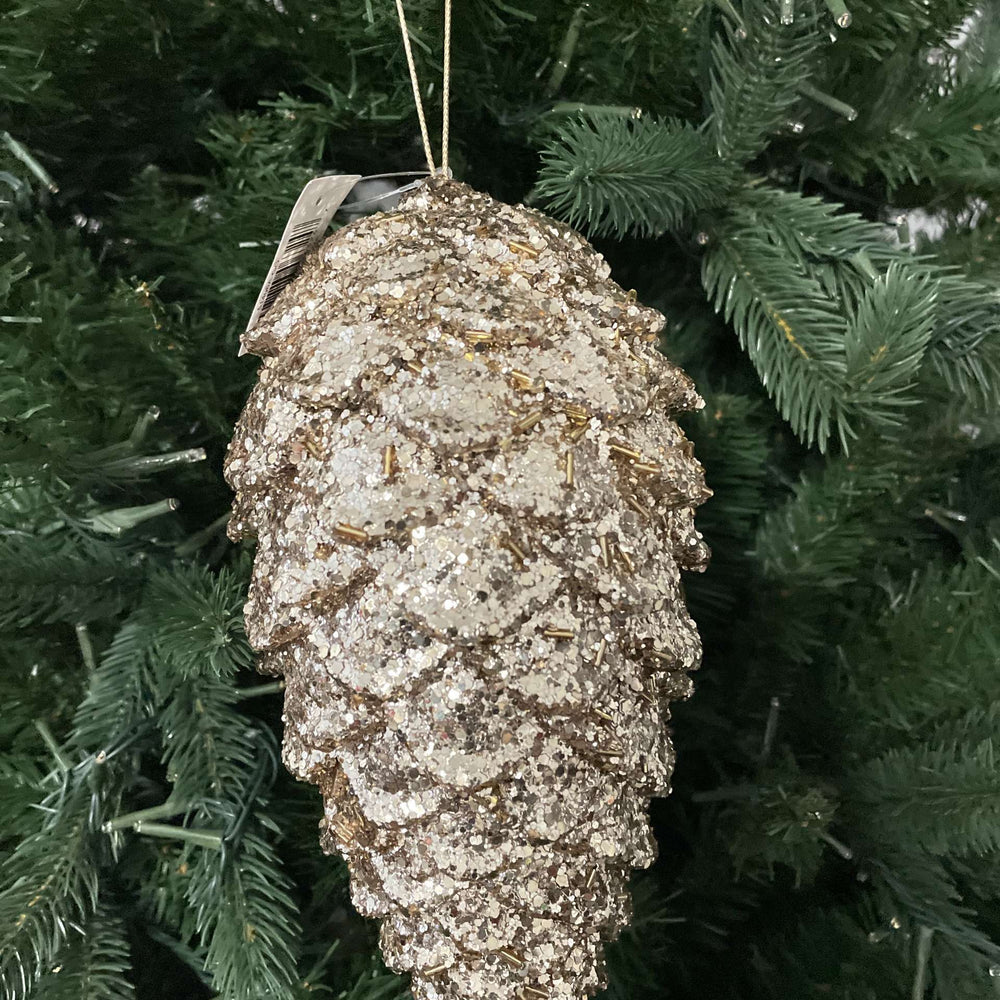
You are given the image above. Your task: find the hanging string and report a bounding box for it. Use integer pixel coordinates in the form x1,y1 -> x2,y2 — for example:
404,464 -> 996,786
394,0 -> 436,173
393,0 -> 452,177
441,0 -> 452,175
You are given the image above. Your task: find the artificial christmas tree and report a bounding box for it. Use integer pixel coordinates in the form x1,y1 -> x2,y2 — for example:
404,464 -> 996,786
2,2 -> 999,999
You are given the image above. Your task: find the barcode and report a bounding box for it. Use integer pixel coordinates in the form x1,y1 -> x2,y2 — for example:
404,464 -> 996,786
245,174 -> 362,336
257,219 -> 324,313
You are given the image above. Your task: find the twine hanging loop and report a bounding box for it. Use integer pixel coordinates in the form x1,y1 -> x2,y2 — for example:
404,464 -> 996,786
393,0 -> 453,176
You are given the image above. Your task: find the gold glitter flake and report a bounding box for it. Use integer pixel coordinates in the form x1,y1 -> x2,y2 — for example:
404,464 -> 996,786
334,523 -> 369,542
509,369 -> 540,391
542,627 -> 576,640
513,409 -> 545,434
608,443 -> 643,461
509,241 -> 540,258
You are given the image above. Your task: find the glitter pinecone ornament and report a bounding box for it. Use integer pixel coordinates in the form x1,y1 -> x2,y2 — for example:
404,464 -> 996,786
225,178 -> 711,1000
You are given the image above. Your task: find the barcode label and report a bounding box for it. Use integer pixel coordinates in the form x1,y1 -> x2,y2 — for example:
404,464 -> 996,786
244,174 -> 362,338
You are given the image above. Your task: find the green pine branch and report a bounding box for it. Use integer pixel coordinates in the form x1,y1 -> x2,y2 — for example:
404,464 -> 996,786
841,553 -> 1000,739
0,594 -> 157,999
1,562 -> 304,1000
187,827 -> 301,1000
333,961 -> 410,1000
703,186 -> 972,450
842,263 -> 937,427
928,272 -> 1000,409
703,226 -> 855,450
71,618 -> 155,751
145,563 -> 254,679
144,565 -> 302,1000
679,393 -> 775,620
0,522 -> 150,631
684,394 -> 773,549
754,451 -> 907,587
532,114 -> 735,237
0,750 -> 46,845
869,851 -> 1000,965
817,59 -> 1000,190
852,733 -> 1000,857
927,931 -> 999,1000
0,770 -> 103,1000
707,0 -> 819,165
0,219 -> 192,486
714,755 -> 839,886
836,1 -> 980,59
726,186 -> 903,313
748,907 -> 910,999
136,840 -> 200,942
33,903 -> 134,1000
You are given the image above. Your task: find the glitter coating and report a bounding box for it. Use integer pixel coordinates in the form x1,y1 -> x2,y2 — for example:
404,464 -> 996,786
225,178 -> 711,1000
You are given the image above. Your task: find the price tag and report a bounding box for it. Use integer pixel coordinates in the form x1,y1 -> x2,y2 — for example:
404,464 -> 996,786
244,174 -> 361,340
242,171 -> 435,353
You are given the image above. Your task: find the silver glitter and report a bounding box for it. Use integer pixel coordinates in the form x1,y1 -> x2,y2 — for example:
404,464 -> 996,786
226,178 -> 711,1000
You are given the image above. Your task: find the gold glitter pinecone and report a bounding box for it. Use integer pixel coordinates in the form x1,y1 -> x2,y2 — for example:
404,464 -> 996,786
225,178 -> 711,1000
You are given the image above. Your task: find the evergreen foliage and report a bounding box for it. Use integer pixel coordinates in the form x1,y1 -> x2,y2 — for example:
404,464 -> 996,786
1,1 -> 999,998
534,115 -> 734,237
